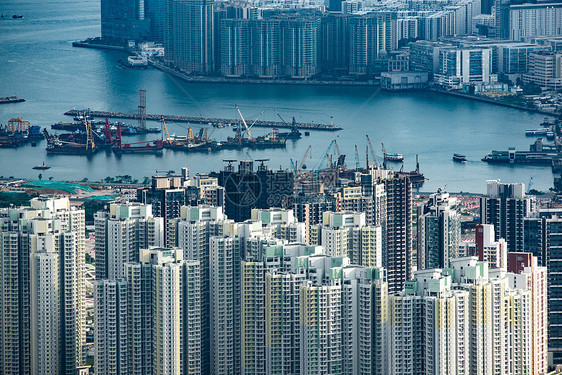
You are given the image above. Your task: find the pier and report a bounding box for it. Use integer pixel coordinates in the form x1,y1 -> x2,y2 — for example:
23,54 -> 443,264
64,109 -> 342,131
0,96 -> 25,104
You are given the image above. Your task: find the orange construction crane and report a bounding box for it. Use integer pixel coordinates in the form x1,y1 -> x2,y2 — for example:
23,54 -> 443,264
7,117 -> 30,134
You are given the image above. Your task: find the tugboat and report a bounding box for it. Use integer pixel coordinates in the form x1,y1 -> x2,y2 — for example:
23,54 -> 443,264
453,153 -> 467,162
32,161 -> 50,170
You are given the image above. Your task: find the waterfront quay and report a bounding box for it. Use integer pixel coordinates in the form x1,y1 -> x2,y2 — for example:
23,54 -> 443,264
64,109 -> 342,131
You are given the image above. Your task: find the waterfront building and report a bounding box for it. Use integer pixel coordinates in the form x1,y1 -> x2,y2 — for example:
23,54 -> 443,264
282,16 -> 321,78
480,180 -> 535,253
164,0 -> 215,74
417,189 -> 461,270
320,14 -> 349,75
220,18 -> 251,77
497,43 -> 551,75
251,18 -> 283,78
523,51 -> 562,90
0,197 -> 86,374
381,71 -> 429,90
409,40 -> 451,76
145,0 -> 166,42
434,46 -> 493,89
348,13 -> 397,75
100,0 -> 151,43
94,202 -> 164,280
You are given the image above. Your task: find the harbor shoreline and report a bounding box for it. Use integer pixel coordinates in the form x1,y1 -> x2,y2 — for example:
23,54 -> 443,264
428,88 -> 558,117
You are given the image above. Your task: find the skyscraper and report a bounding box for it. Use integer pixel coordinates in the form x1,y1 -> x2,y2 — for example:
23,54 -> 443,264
165,0 -> 215,74
210,236 -> 242,375
1,197 -> 86,375
390,256 -> 544,375
524,208 -> 562,364
101,0 -> 151,43
94,203 -> 164,280
480,180 -> 535,253
417,189 -> 461,269
94,247 -> 202,375
384,173 -> 413,294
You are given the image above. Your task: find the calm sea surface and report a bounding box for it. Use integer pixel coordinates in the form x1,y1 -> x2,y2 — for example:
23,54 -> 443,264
0,0 -> 552,193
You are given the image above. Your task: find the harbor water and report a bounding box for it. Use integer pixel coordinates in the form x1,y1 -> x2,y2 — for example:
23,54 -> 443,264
0,0 -> 553,193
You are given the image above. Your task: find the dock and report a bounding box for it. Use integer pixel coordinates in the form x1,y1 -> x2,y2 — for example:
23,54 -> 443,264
0,96 -> 25,104
64,109 -> 342,131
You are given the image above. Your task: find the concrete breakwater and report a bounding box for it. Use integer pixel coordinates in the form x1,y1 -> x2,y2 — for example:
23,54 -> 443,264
64,109 -> 342,131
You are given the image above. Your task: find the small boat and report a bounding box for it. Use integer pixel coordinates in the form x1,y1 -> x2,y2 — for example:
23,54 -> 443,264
32,162 -> 51,170
12,15 -> 23,19
453,153 -> 467,162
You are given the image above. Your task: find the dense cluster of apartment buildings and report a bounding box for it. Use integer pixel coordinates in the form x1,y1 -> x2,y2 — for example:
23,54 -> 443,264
100,0 -> 562,88
4,161 -> 562,374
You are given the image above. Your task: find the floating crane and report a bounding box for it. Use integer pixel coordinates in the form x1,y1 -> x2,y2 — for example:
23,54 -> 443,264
236,104 -> 252,139
161,115 -> 172,145
274,109 -> 302,139
85,120 -> 95,151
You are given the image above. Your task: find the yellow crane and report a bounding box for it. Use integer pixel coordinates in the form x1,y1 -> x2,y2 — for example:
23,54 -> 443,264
161,115 -> 172,145
85,120 -> 95,150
